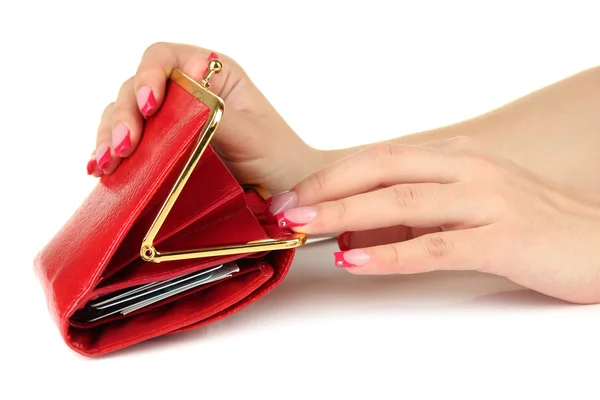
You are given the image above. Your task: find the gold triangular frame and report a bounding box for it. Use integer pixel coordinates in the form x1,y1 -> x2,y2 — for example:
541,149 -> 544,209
140,66 -> 306,264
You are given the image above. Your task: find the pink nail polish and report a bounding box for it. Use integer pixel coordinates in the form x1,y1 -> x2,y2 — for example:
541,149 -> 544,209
112,124 -> 131,156
276,207 -> 318,228
337,232 -> 351,251
136,86 -> 157,118
334,250 -> 371,268
96,144 -> 112,172
268,191 -> 298,215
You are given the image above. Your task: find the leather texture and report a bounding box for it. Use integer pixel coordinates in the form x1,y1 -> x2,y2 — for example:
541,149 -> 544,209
34,80 -> 295,356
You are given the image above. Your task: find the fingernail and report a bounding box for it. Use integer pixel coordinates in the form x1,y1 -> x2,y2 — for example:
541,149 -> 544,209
136,86 -> 157,118
86,157 -> 100,176
334,250 -> 371,268
268,191 -> 298,215
337,232 -> 351,251
96,144 -> 112,172
276,206 -> 318,228
112,124 -> 131,156
204,52 -> 220,74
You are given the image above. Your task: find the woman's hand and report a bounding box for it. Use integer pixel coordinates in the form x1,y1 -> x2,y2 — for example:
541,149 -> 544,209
89,43 -> 600,203
89,42 -> 319,194
273,137 -> 600,304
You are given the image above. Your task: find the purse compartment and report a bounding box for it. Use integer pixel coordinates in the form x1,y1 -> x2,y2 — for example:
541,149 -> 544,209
101,146 -> 247,281
66,258 -> 276,355
97,198 -> 270,291
64,183 -> 292,355
35,79 -> 298,357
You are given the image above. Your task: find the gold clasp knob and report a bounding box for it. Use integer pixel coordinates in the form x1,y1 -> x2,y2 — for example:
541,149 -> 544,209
200,58 -> 223,89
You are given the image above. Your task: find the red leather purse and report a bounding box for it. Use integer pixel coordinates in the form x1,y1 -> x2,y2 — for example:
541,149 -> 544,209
34,58 -> 306,356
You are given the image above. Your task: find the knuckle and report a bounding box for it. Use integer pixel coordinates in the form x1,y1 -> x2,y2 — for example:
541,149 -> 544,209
389,184 -> 423,209
463,153 -> 502,178
465,184 -> 509,220
369,143 -> 398,166
110,105 -> 130,125
447,136 -> 473,149
117,76 -> 135,98
134,70 -> 159,89
485,191 -> 511,215
389,244 -> 402,266
421,234 -> 452,259
118,77 -> 134,96
143,42 -> 170,58
137,42 -> 175,81
220,52 -> 242,70
101,102 -> 115,118
334,199 -> 349,222
218,56 -> 247,100
375,245 -> 406,274
310,170 -> 328,192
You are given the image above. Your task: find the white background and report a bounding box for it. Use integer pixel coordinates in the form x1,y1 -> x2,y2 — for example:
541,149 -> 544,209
2,1 -> 600,399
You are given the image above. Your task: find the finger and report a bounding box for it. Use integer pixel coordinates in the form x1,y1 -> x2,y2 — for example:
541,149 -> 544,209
86,153 -> 102,177
293,143 -> 460,207
133,42 -> 247,118
110,77 -> 143,158
422,135 -> 475,150
334,230 -> 484,274
88,104 -> 116,176
86,147 -> 102,178
337,226 -> 411,250
338,226 -> 439,250
280,182 -> 489,235
94,103 -> 119,174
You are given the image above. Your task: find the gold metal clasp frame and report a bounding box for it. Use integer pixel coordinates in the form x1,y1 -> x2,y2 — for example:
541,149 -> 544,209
140,59 -> 306,263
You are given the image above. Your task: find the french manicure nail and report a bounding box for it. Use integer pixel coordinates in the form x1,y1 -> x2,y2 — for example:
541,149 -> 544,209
276,206 -> 318,228
334,250 -> 371,268
268,191 -> 298,215
112,124 -> 131,156
96,144 -> 112,172
136,86 -> 157,118
86,157 -> 99,176
337,232 -> 351,251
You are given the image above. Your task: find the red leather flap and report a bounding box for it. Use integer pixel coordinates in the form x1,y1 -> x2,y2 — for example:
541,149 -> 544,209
102,147 -> 245,280
98,202 -> 271,292
34,81 -> 217,327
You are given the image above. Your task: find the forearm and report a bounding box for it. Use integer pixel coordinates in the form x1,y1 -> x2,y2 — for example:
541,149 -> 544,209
320,66 -> 600,192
